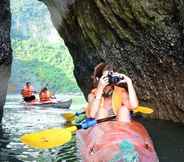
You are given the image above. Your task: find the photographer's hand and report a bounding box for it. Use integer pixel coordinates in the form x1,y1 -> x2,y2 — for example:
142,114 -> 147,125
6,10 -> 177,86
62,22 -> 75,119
120,74 -> 132,84
98,75 -> 109,89
96,72 -> 109,98
88,71 -> 109,118
117,73 -> 138,109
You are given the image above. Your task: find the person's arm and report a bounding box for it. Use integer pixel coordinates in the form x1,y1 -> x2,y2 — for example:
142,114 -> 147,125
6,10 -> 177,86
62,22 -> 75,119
47,91 -> 52,100
120,74 -> 139,110
30,86 -> 36,93
49,91 -> 56,99
39,92 -> 42,99
21,89 -> 24,95
87,73 -> 109,118
87,88 -> 103,118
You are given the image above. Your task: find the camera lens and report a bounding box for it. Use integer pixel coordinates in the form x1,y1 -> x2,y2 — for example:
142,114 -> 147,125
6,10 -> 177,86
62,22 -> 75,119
108,72 -> 124,85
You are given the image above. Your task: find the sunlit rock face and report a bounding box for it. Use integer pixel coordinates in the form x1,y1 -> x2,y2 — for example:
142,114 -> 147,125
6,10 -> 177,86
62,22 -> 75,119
0,0 -> 12,122
42,0 -> 184,122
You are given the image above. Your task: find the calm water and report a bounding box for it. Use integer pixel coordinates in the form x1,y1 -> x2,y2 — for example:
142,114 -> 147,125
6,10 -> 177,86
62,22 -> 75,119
0,94 -> 86,162
0,94 -> 184,162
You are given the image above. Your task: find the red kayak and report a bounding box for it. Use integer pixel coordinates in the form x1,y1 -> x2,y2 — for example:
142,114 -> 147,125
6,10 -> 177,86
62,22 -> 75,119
76,121 -> 159,162
23,99 -> 72,109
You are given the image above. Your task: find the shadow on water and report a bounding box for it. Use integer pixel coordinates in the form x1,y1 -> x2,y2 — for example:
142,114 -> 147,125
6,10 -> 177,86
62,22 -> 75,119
0,124 -> 23,162
138,118 -> 184,162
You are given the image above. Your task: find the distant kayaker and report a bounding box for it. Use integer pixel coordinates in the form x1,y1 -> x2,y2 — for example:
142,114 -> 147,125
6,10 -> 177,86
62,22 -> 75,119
21,82 -> 36,102
85,63 -> 139,123
39,87 -> 55,102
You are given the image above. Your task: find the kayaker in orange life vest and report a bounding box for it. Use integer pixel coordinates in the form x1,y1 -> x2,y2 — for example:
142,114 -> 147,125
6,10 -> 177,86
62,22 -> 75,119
39,87 -> 54,102
85,63 -> 139,123
21,82 -> 36,102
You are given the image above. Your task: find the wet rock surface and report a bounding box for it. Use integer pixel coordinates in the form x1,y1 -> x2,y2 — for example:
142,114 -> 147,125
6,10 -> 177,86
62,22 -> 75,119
41,0 -> 184,123
0,0 -> 12,122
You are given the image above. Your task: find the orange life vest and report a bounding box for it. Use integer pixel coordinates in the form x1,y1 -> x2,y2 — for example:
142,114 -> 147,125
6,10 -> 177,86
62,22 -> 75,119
22,86 -> 33,97
39,91 -> 51,101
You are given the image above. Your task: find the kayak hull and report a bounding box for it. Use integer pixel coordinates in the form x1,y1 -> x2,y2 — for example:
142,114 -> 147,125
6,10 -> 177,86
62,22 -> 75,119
24,99 -> 72,109
76,121 -> 159,162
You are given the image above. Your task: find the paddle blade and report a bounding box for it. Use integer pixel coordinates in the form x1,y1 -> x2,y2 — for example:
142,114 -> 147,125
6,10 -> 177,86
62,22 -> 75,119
65,126 -> 78,133
62,112 -> 76,122
20,128 -> 72,149
133,106 -> 154,114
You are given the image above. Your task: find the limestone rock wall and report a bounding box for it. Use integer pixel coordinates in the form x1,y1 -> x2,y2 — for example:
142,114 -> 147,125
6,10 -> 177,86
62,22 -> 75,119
0,0 -> 12,122
41,0 -> 184,122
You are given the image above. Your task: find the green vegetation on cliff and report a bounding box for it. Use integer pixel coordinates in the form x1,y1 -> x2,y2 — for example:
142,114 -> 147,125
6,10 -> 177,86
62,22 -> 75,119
10,0 -> 80,93
10,39 -> 80,92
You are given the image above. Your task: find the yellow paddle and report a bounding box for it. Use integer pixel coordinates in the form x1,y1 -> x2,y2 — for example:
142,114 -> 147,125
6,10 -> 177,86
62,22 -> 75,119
62,106 -> 154,122
20,128 -> 72,149
20,105 -> 154,149
62,111 -> 85,122
20,116 -> 116,149
133,106 -> 154,114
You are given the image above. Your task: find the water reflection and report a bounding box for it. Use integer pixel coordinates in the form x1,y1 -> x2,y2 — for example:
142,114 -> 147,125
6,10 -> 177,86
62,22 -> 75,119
0,124 -> 23,162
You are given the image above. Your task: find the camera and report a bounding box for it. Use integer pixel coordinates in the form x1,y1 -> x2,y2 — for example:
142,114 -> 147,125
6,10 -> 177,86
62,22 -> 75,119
107,72 -> 124,85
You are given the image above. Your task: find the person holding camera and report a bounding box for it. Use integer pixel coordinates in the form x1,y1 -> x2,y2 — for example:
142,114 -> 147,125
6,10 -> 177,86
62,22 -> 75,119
85,63 -> 139,123
77,63 -> 159,162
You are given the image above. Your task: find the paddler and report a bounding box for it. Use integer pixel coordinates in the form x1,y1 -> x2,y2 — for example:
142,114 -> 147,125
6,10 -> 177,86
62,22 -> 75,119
21,82 -> 36,102
85,63 -> 139,123
39,87 -> 55,102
